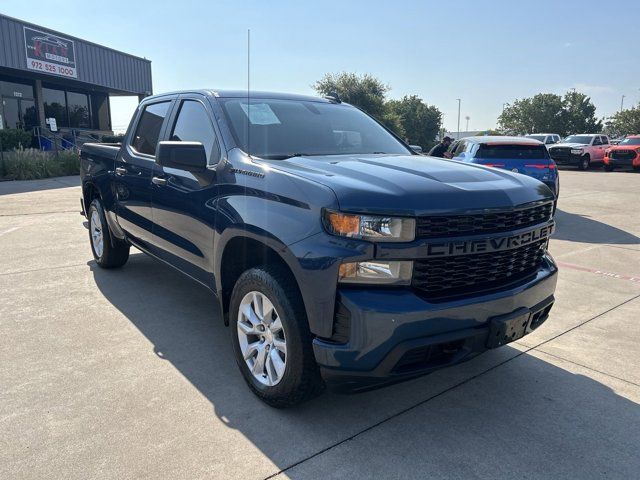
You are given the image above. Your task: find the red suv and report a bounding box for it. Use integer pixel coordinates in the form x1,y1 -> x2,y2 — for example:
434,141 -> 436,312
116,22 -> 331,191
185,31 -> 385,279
604,135 -> 640,171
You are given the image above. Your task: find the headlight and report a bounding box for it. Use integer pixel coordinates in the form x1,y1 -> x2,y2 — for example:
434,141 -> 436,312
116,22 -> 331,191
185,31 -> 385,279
338,260 -> 413,285
571,148 -> 583,154
323,210 -> 415,242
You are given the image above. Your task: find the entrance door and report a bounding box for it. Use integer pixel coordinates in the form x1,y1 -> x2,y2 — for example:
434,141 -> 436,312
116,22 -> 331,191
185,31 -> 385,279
2,98 -> 20,129
1,97 -> 38,130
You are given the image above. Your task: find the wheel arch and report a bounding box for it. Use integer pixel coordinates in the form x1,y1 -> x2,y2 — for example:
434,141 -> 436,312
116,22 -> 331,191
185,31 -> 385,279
216,230 -> 306,327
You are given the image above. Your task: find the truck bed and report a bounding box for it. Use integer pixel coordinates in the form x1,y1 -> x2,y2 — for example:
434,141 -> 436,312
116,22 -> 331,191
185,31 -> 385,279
81,142 -> 121,161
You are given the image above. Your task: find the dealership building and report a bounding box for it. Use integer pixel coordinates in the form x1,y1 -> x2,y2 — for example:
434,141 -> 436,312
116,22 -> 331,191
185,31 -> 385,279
0,13 -> 152,137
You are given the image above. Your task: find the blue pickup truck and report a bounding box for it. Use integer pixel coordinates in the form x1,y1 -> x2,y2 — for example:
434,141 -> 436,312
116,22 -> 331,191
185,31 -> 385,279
80,90 -> 558,407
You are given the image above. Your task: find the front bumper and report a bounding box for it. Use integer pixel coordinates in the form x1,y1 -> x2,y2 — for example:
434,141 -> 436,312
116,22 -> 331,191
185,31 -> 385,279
314,255 -> 558,392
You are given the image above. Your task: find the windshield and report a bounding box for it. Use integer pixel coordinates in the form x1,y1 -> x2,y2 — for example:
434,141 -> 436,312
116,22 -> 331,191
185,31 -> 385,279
526,135 -> 546,142
619,138 -> 640,146
219,98 -> 411,159
476,144 -> 549,160
563,135 -> 593,144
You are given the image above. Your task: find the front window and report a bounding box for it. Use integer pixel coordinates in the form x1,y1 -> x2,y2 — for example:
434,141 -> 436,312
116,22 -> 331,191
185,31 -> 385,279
619,137 -> 640,146
219,98 -> 411,159
563,135 -> 593,144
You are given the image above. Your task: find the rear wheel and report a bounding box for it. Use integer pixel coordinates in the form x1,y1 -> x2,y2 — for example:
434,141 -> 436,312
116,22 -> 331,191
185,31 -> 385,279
88,199 -> 130,268
578,154 -> 590,170
229,265 -> 324,408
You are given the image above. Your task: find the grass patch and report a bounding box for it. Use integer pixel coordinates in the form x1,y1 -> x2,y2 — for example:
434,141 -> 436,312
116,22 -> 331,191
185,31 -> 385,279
1,148 -> 80,180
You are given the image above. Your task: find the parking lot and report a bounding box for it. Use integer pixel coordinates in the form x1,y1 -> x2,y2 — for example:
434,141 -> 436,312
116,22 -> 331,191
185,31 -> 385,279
1,170 -> 639,479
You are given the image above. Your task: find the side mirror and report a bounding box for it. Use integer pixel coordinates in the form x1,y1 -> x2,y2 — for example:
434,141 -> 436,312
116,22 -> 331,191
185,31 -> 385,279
409,145 -> 423,154
156,141 -> 207,172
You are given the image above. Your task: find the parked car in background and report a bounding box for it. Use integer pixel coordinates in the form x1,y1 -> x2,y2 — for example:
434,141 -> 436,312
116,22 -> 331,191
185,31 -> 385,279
450,136 -> 559,196
548,134 -> 610,170
525,134 -> 561,147
604,135 -> 640,171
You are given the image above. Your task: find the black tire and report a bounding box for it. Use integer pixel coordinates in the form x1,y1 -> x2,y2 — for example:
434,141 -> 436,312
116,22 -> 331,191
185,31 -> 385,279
229,265 -> 324,408
578,154 -> 590,170
604,165 -> 614,172
87,198 -> 130,268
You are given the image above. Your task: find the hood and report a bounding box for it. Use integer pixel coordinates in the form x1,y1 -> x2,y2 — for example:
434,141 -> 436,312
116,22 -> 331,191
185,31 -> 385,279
551,142 -> 589,149
608,144 -> 640,150
263,154 -> 553,216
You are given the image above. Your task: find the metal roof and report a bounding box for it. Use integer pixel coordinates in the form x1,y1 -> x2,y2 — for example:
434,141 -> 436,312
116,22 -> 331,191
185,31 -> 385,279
462,136 -> 544,144
0,13 -> 152,95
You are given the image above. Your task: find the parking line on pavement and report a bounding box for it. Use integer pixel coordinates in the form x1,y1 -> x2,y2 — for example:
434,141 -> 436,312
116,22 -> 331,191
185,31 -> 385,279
557,261 -> 640,285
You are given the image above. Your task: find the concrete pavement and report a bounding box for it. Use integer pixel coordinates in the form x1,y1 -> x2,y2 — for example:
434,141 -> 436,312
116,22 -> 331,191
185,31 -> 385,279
0,171 -> 639,479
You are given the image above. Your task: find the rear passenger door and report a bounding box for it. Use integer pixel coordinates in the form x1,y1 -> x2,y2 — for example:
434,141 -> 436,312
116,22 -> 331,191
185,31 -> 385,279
592,136 -> 604,161
115,100 -> 173,247
150,94 -> 222,286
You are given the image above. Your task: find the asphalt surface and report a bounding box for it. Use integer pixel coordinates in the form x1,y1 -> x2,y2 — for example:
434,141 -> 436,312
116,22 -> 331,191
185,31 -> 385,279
1,170 -> 639,479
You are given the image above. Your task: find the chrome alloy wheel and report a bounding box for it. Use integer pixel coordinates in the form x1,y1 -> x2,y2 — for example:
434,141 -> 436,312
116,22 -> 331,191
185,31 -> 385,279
90,210 -> 104,258
237,291 -> 287,386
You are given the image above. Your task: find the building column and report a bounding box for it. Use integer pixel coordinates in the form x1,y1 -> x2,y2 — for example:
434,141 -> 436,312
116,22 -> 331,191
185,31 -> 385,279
34,79 -> 46,128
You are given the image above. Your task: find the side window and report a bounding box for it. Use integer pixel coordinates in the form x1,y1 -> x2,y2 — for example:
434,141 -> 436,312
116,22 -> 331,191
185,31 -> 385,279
545,136 -> 554,144
453,140 -> 467,157
131,101 -> 171,156
170,100 -> 220,164
600,136 -> 609,145
593,136 -> 602,146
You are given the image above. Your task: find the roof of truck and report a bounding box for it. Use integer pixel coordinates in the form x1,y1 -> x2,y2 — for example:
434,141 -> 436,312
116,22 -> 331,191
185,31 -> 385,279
146,89 -> 333,103
463,136 -> 544,145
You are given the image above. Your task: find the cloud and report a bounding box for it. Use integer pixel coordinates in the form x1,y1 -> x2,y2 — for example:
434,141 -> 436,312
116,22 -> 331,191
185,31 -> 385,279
563,42 -> 573,48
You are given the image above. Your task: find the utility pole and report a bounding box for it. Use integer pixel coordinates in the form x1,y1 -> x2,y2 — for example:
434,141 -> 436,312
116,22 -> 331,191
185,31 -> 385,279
456,98 -> 461,139
620,94 -> 625,112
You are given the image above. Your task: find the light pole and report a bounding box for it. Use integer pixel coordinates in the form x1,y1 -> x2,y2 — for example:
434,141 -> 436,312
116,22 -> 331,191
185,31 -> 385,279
465,116 -> 470,132
456,98 -> 461,139
620,94 -> 625,112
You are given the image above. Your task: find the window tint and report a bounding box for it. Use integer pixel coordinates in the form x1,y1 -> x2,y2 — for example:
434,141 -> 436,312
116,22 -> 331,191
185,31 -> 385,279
170,100 -> 219,164
545,136 -> 554,144
600,136 -> 609,145
43,87 -> 68,127
453,140 -> 467,157
593,136 -> 602,146
131,101 -> 171,156
67,91 -> 90,128
476,144 -> 549,160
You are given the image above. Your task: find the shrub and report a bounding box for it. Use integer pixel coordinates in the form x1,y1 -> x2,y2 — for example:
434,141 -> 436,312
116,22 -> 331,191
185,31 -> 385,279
0,129 -> 33,151
1,148 -> 80,180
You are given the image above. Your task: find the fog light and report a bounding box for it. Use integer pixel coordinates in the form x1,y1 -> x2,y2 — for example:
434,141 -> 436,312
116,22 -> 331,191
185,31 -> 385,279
338,260 -> 413,285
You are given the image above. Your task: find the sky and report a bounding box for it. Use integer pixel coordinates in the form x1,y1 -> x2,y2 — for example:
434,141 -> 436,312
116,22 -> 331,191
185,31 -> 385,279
3,0 -> 640,133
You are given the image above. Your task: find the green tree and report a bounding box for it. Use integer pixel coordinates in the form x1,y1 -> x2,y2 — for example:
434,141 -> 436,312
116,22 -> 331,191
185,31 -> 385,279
385,95 -> 442,150
605,104 -> 640,137
498,93 -> 565,135
563,91 -> 602,134
498,91 -> 602,136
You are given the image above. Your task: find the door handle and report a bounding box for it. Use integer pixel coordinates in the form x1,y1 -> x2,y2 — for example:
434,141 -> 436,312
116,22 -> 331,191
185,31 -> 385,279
152,176 -> 167,186
115,167 -> 127,176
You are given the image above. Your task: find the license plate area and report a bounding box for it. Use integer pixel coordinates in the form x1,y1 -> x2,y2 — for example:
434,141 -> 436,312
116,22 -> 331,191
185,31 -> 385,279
486,309 -> 530,348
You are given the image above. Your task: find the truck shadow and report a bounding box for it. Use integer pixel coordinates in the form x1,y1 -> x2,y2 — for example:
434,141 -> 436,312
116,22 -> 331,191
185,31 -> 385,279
88,253 -> 640,478
0,175 -> 80,195
553,209 -> 640,244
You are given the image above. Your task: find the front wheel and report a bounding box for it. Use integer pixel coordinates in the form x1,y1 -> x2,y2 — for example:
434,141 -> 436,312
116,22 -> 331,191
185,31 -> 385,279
229,265 -> 324,408
88,199 -> 130,268
578,154 -> 591,170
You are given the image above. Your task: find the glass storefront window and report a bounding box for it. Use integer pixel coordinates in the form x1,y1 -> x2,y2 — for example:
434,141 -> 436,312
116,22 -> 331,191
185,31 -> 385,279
67,91 -> 91,128
0,78 -> 34,99
43,87 -> 68,128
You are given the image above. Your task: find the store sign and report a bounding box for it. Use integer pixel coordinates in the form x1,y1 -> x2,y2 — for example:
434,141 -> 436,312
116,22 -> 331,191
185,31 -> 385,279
23,27 -> 77,78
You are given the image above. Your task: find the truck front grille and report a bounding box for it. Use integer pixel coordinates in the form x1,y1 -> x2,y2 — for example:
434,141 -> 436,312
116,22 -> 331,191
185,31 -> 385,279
610,149 -> 637,161
549,147 -> 572,160
412,239 -> 547,300
415,202 -> 553,239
